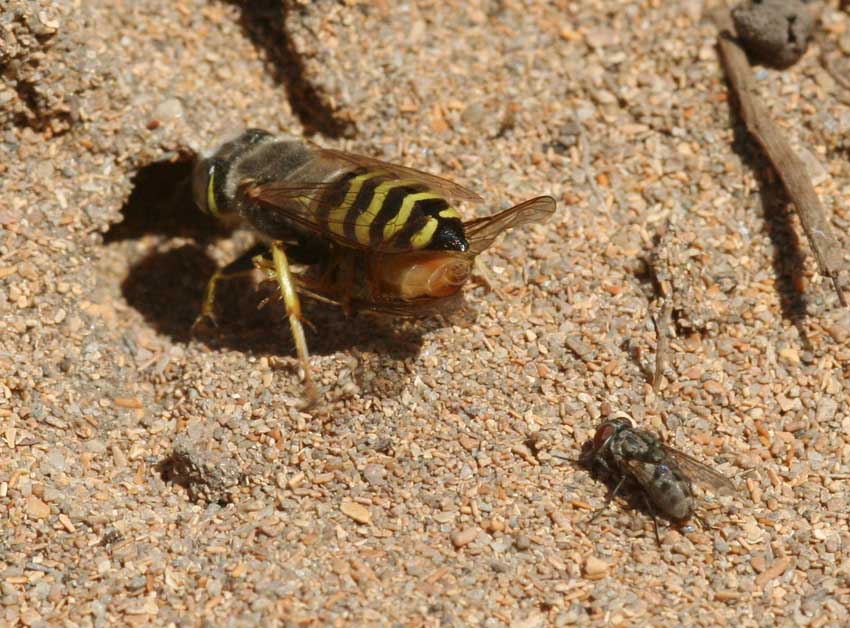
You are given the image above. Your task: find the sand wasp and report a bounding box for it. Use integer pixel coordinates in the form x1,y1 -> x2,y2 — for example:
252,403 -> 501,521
191,129 -> 556,405
580,413 -> 736,542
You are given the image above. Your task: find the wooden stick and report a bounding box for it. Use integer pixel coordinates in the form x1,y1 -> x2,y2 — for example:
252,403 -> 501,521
819,44 -> 850,106
716,11 -> 847,306
653,299 -> 673,392
573,110 -> 608,215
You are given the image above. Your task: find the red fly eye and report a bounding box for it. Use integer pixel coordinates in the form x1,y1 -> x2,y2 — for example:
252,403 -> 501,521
593,423 -> 616,449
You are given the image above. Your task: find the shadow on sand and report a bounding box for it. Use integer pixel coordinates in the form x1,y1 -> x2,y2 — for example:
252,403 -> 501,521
107,155 -> 432,398
718,33 -> 813,348
221,0 -> 356,138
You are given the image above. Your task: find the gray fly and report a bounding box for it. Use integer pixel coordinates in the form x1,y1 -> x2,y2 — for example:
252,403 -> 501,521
580,413 -> 735,542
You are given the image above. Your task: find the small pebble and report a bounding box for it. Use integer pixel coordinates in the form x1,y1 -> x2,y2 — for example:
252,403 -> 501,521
825,310 -> 850,344
778,346 -> 800,365
450,527 -> 480,549
583,555 -> 610,579
152,97 -> 184,122
340,501 -> 372,525
26,496 -> 50,520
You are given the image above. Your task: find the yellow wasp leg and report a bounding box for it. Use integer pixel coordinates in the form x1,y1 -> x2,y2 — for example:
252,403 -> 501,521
192,244 -> 266,335
263,241 -> 319,406
192,269 -> 225,333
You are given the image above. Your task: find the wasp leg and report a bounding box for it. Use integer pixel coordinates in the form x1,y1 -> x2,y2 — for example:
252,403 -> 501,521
192,244 -> 268,335
262,240 -> 319,406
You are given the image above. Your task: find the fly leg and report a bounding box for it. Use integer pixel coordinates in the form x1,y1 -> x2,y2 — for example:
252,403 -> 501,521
693,511 -> 711,532
472,256 -> 506,299
256,240 -> 319,407
589,475 -> 627,523
336,251 -> 356,317
640,495 -> 663,545
192,243 -> 268,335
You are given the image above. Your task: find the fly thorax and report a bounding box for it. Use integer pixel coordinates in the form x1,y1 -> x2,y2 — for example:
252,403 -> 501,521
616,432 -> 650,459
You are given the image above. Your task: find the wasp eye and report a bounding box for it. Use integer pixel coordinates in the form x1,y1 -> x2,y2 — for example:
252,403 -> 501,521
191,159 -> 213,213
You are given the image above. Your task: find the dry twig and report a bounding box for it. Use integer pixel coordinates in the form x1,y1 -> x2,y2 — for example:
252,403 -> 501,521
652,298 -> 673,392
818,42 -> 850,106
573,110 -> 608,214
716,11 -> 847,306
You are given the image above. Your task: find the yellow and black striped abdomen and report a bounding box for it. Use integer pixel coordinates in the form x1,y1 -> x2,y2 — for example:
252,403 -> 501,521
316,169 -> 469,252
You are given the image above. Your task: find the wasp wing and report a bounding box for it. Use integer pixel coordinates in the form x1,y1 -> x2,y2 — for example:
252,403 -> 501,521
465,196 -> 556,255
243,180 -> 427,254
245,149 -> 552,255
240,180 -> 367,249
244,148 -> 477,254
658,444 -> 736,496
318,147 -> 483,203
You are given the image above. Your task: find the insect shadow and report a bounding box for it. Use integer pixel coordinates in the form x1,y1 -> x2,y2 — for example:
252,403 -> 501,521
730,124 -> 809,318
102,153 -> 228,245
109,156 -> 432,395
220,0 -> 356,138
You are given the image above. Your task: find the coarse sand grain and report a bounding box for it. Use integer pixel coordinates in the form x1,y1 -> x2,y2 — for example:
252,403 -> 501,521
2,0 -> 850,626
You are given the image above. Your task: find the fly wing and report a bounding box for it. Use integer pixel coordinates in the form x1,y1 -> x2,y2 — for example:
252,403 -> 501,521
659,445 -> 736,496
292,276 -> 467,318
617,455 -> 659,491
318,148 -> 483,203
465,196 -> 556,255
352,292 -> 467,318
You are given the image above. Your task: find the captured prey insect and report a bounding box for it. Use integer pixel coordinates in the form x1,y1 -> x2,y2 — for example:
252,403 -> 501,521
579,413 -> 735,542
191,129 -> 556,405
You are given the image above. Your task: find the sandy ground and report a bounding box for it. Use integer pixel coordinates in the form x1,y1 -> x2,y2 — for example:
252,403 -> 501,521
2,0 -> 850,626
